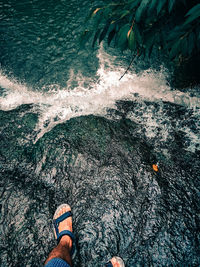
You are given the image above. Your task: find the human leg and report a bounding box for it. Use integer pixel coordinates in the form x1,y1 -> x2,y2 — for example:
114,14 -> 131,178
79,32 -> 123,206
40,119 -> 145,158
44,204 -> 124,267
44,204 -> 74,267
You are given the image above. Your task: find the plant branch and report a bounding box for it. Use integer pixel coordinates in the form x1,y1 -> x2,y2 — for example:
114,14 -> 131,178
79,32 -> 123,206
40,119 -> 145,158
119,53 -> 137,81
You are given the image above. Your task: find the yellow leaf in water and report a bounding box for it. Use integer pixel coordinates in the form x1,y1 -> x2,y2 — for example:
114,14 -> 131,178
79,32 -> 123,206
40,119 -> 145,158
152,164 -> 159,172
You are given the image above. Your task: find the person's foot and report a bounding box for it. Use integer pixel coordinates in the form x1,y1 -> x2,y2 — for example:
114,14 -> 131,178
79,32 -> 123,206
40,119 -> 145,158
109,256 -> 125,267
53,204 -> 73,249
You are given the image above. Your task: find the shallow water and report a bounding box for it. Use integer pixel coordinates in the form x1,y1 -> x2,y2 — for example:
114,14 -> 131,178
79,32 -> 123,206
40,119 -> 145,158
0,0 -> 200,266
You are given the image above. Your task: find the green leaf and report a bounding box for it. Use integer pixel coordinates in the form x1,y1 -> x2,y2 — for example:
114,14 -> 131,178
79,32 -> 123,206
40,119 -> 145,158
130,0 -> 141,10
186,3 -> 200,17
93,11 -> 105,29
99,22 -> 110,44
103,7 -> 113,20
85,6 -> 103,22
107,29 -> 116,46
117,24 -> 130,50
157,0 -> 167,15
119,10 -> 130,19
169,39 -> 181,59
149,0 -> 157,12
144,33 -> 155,57
168,0 -> 175,13
167,26 -> 183,41
135,0 -> 150,22
134,24 -> 143,44
128,30 -> 136,50
184,7 -> 200,25
92,29 -> 101,47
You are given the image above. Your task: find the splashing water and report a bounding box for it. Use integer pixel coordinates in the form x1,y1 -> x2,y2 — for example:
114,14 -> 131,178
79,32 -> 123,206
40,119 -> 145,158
0,48 -> 199,149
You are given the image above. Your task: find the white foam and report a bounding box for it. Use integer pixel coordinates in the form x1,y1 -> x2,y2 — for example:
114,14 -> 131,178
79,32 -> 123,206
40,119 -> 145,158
0,47 -> 199,150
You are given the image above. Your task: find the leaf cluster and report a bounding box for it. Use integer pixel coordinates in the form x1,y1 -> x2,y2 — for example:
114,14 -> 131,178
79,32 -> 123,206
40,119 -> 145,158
82,0 -> 200,62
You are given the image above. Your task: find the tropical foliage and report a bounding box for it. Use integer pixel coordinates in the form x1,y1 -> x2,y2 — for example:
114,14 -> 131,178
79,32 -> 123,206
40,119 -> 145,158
82,0 -> 200,62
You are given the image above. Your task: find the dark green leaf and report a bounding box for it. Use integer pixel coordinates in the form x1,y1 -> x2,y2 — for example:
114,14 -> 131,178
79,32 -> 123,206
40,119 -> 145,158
169,39 -> 181,58
144,33 -> 155,57
184,7 -> 200,25
103,7 -> 113,20
157,0 -> 167,15
99,22 -> 110,44
135,0 -> 150,22
149,0 -> 157,12
117,24 -> 130,50
186,3 -> 200,17
93,12 -> 104,29
85,6 -> 103,22
130,0 -> 141,10
134,24 -> 143,44
92,29 -> 101,47
128,30 -> 136,50
119,10 -> 130,19
107,29 -> 116,46
167,27 -> 183,41
168,0 -> 175,13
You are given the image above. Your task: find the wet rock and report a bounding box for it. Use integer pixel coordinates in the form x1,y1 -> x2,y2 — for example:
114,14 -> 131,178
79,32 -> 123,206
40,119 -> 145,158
0,108 -> 199,266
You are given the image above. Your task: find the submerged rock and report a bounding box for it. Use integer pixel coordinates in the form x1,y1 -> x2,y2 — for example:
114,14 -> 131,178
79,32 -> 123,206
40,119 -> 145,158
0,105 -> 199,266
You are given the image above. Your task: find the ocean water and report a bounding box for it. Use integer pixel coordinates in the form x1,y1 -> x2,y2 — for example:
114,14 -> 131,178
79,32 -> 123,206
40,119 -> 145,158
0,0 -> 199,266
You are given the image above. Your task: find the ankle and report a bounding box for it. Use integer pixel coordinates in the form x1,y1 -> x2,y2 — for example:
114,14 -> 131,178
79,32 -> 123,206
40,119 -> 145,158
59,235 -> 72,249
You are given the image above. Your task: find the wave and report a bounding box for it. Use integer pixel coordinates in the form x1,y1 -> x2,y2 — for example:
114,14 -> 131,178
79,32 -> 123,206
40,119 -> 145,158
0,48 -> 199,149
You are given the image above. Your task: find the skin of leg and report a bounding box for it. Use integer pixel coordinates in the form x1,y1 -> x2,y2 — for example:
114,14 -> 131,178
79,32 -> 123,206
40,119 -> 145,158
44,237 -> 72,266
44,206 -> 73,266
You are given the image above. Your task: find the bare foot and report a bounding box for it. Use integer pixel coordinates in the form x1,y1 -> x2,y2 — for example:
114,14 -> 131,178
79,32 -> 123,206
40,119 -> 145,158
53,204 -> 73,249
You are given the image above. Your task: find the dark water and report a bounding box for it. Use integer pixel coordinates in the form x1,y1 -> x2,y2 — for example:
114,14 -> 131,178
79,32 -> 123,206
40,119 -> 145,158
0,0 -> 200,267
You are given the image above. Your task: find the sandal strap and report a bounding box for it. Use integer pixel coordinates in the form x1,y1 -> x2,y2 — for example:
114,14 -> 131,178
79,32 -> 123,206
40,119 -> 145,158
54,211 -> 72,225
105,262 -> 113,267
57,230 -> 75,243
